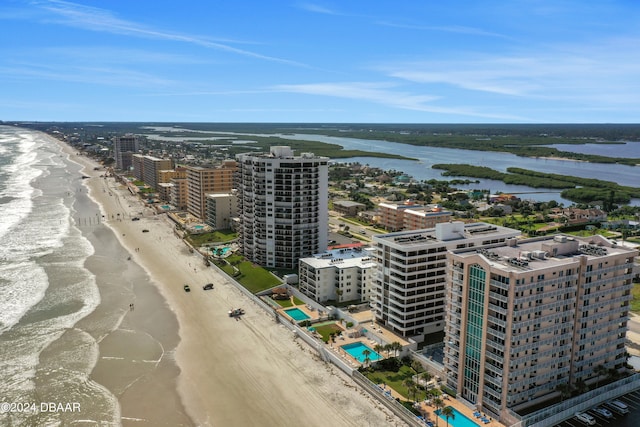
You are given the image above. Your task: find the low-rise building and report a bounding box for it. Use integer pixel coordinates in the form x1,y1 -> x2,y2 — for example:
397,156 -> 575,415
333,200 -> 367,217
205,192 -> 237,230
299,246 -> 376,304
378,202 -> 451,231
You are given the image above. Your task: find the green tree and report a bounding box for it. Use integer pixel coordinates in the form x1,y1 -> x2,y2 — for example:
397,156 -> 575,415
593,364 -> 608,389
373,344 -> 385,359
574,378 -> 589,395
362,349 -> 371,368
420,371 -> 433,391
432,397 -> 443,427
441,406 -> 455,427
556,383 -> 572,402
402,378 -> 416,401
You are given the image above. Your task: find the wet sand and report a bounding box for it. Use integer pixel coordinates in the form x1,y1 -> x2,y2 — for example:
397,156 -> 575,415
57,137 -> 402,427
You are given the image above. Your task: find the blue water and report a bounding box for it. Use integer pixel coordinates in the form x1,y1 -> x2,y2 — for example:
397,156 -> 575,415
284,307 -> 310,321
0,126 -> 118,424
341,342 -> 382,363
150,128 -> 640,205
437,407 -> 481,427
282,133 -> 640,205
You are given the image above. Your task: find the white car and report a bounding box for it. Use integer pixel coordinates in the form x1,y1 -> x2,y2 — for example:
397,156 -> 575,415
574,412 -> 596,426
592,406 -> 613,419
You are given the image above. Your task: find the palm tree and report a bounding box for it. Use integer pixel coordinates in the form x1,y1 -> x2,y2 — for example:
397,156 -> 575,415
441,406 -> 455,427
383,343 -> 392,358
373,344 -> 385,359
594,364 -> 608,388
421,372 -> 433,391
391,341 -> 402,357
362,349 -> 371,368
574,378 -> 589,395
432,397 -> 443,427
556,383 -> 572,402
402,378 -> 416,400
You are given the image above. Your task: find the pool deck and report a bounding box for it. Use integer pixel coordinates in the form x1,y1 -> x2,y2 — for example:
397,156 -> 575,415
418,396 -> 505,427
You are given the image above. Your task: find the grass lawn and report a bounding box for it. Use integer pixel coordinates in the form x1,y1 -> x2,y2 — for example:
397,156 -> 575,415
274,296 -> 307,307
314,323 -> 344,343
219,255 -> 281,293
365,365 -> 427,401
274,298 -> 293,307
187,229 -> 237,247
632,283 -> 640,313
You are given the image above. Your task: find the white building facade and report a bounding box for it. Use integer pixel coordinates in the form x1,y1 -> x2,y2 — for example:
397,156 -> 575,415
372,222 -> 521,343
299,247 -> 376,303
236,146 -> 329,269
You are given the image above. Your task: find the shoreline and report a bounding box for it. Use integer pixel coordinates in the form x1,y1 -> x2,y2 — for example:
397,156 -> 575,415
55,135 -> 401,426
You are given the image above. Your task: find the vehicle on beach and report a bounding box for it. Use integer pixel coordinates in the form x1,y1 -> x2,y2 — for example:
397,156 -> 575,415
142,229 -> 149,233
591,406 -> 613,419
132,217 -> 140,221
228,308 -> 244,317
574,412 -> 596,425
203,283 -> 214,290
184,284 -> 191,292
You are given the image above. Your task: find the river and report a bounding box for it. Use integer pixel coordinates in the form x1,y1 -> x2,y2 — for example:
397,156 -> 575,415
275,134 -> 640,206
144,127 -> 640,206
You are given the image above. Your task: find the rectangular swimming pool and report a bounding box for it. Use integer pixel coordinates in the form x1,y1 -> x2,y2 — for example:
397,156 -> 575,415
284,307 -> 310,321
341,342 -> 382,363
436,406 -> 480,427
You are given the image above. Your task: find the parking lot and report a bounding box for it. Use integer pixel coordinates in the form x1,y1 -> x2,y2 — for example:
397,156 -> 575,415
554,390 -> 640,427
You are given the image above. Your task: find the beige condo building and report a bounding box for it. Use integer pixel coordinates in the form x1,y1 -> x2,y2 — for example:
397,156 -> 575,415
185,161 -> 236,221
443,234 -> 637,424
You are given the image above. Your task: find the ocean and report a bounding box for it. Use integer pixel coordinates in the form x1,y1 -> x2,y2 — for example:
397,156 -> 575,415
0,126 -> 118,426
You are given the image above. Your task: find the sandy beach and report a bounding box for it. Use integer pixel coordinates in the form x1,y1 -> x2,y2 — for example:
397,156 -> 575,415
58,136 -> 402,426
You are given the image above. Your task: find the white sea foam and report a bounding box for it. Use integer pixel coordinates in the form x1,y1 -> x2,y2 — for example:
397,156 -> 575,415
0,127 -> 119,424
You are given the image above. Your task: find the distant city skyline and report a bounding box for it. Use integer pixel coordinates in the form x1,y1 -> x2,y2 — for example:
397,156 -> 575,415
1,1 -> 639,123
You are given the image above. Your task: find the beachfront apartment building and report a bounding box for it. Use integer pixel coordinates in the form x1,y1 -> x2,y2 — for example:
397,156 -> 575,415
131,154 -> 145,180
236,146 -> 329,269
299,247 -> 377,304
205,192 -> 237,231
113,134 -> 139,171
378,202 -> 452,232
372,222 -> 520,343
185,161 -> 236,221
443,234 -> 637,423
142,156 -> 173,190
170,176 -> 188,211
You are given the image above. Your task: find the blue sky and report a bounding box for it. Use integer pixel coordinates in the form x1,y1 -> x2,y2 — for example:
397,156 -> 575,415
1,0 -> 639,123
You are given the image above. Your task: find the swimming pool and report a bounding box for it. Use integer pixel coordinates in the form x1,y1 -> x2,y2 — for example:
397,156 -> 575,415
284,307 -> 310,321
341,342 -> 382,363
436,406 -> 479,427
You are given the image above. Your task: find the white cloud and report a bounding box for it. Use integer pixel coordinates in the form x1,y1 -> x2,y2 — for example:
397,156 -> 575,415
272,81 -> 523,120
28,0 -> 307,66
296,2 -> 339,15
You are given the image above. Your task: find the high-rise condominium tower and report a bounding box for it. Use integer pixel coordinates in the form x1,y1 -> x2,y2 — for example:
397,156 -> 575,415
443,234 -> 636,423
236,146 -> 328,269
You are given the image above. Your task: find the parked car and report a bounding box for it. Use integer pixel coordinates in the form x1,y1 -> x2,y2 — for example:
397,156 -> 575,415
606,399 -> 629,414
183,284 -> 191,292
132,217 -> 140,221
142,229 -> 149,233
203,283 -> 214,290
592,406 -> 613,419
574,412 -> 596,425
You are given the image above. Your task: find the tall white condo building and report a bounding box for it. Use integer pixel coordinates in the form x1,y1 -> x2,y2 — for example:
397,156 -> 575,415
236,146 -> 329,269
